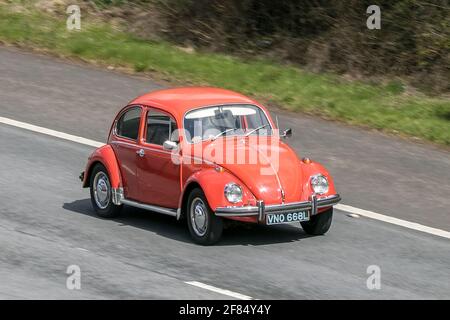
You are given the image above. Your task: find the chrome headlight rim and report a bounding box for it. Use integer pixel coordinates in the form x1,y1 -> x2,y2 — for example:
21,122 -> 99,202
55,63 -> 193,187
310,174 -> 329,195
224,183 -> 243,203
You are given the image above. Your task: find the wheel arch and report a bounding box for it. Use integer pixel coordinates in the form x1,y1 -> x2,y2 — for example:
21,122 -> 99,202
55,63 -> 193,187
84,160 -> 103,186
178,168 -> 256,219
179,181 -> 202,220
82,145 -> 122,189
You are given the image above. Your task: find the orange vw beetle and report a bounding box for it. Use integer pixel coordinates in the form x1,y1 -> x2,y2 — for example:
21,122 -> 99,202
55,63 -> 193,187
80,87 -> 341,244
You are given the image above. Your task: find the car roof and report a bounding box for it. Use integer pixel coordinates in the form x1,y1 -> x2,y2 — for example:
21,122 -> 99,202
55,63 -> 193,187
128,87 -> 258,117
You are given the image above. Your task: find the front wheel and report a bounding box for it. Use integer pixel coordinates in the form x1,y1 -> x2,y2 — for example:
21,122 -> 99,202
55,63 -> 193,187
186,188 -> 223,245
89,163 -> 122,218
301,208 -> 333,235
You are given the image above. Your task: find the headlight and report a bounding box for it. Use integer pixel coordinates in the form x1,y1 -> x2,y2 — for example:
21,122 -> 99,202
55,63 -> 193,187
224,183 -> 243,203
310,174 -> 329,194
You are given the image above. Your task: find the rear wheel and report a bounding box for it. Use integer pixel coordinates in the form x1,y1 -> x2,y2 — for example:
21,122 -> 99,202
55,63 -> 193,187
301,207 -> 333,235
89,163 -> 122,218
186,188 -> 223,245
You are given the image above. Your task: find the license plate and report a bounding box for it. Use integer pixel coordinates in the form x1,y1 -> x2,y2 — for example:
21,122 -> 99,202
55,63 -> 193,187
266,211 -> 310,225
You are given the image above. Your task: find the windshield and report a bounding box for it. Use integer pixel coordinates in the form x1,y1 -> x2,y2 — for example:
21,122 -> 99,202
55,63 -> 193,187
184,104 -> 272,143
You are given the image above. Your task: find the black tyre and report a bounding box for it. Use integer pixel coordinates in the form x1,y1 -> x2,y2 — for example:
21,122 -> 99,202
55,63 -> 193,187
301,207 -> 333,235
89,163 -> 122,218
186,188 -> 223,245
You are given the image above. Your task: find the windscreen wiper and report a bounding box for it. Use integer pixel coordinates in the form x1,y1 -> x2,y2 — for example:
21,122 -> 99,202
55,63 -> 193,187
244,124 -> 269,137
211,128 -> 235,141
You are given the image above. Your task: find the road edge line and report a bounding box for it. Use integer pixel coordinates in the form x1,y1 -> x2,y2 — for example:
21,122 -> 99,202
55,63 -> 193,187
0,116 -> 104,148
335,204 -> 450,239
185,281 -> 253,300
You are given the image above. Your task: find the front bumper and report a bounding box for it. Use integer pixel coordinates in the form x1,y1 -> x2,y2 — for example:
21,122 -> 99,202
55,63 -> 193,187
215,194 -> 341,222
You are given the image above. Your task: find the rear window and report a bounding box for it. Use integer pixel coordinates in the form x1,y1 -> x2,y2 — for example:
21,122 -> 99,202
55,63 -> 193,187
116,107 -> 141,140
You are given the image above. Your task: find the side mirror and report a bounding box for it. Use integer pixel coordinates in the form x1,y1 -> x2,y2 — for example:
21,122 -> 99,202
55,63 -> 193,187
281,128 -> 292,138
163,140 -> 178,151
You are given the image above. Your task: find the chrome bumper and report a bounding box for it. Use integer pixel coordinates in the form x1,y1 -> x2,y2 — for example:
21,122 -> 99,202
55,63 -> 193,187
215,194 -> 341,222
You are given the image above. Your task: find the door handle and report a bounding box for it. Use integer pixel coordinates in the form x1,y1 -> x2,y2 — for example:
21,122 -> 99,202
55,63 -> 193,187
136,149 -> 145,157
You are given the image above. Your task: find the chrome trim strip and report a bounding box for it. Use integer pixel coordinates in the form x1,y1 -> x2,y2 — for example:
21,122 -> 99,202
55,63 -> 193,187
215,194 -> 341,217
121,199 -> 177,217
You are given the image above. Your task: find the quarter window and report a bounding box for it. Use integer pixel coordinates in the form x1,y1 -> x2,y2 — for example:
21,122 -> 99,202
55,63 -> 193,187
146,109 -> 178,145
116,107 -> 141,140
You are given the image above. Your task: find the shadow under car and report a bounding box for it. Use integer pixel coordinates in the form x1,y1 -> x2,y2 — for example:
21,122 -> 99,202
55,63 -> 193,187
63,199 -> 316,246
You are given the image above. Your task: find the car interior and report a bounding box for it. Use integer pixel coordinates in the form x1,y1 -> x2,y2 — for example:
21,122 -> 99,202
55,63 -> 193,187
116,108 -> 141,140
146,114 -> 177,145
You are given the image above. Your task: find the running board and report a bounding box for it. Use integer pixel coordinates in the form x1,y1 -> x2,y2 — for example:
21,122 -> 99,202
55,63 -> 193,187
121,199 -> 177,217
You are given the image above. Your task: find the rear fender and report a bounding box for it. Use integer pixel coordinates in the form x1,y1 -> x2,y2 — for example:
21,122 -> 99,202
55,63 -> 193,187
82,144 -> 122,189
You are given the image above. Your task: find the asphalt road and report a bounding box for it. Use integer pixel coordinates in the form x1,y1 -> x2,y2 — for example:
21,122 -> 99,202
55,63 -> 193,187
0,46 -> 449,299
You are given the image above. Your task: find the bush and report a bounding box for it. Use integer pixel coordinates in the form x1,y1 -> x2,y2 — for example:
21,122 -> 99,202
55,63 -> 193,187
157,0 -> 449,92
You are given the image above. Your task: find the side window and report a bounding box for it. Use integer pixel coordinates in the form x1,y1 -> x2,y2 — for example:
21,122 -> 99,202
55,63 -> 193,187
146,109 -> 177,145
116,107 -> 141,140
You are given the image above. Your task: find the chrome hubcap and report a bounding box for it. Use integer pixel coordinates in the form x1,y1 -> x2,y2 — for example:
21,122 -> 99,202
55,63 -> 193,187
93,172 -> 110,209
190,198 -> 208,237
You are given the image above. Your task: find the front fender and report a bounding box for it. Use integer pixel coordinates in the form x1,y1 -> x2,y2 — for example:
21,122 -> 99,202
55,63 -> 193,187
179,168 -> 256,212
82,144 -> 122,189
300,161 -> 337,197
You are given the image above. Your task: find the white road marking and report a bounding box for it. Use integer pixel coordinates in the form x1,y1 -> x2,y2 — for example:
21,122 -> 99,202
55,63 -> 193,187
336,204 -> 450,240
1,116 -> 449,240
185,281 -> 253,300
0,117 -> 104,148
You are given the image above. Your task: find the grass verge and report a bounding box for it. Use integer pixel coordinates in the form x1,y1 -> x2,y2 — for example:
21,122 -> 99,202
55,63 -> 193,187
0,2 -> 449,145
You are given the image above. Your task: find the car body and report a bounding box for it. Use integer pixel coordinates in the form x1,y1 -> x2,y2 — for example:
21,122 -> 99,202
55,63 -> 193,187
80,87 -> 341,244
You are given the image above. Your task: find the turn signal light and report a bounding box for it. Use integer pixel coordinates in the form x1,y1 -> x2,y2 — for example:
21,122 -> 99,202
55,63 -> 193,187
302,157 -> 312,164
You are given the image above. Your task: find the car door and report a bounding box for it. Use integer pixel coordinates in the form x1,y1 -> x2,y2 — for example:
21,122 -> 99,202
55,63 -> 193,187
136,107 -> 181,208
110,106 -> 143,201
